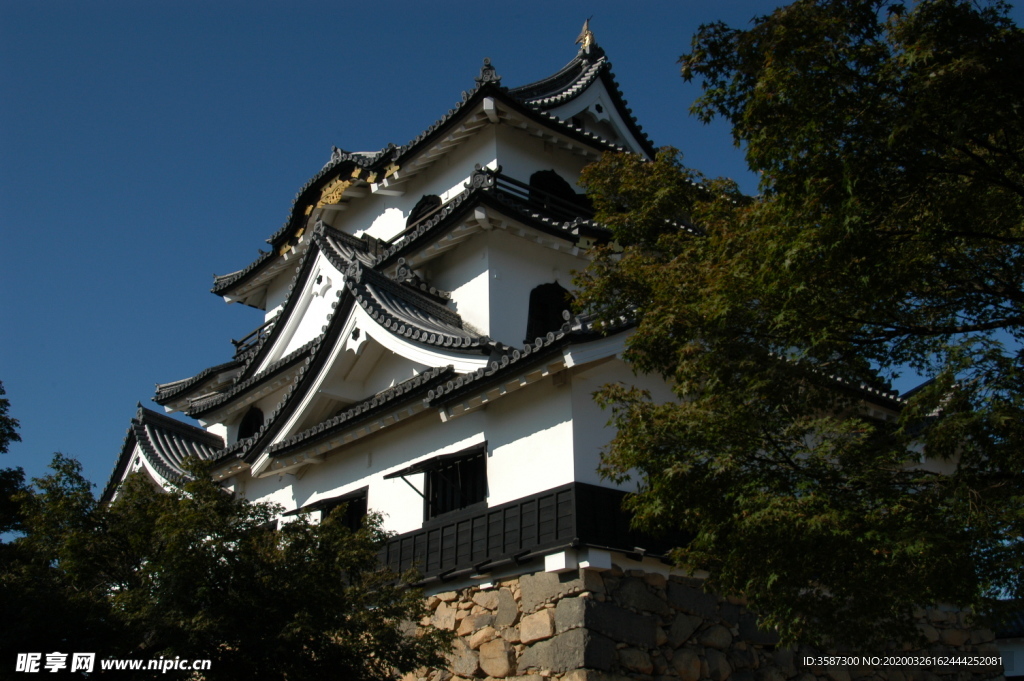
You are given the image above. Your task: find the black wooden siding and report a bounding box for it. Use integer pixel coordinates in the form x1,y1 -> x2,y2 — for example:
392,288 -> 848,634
382,482 -> 680,580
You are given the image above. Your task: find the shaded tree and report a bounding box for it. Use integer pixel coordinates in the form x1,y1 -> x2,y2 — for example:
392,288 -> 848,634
0,381 -> 25,534
577,0 -> 1024,647
2,455 -> 450,679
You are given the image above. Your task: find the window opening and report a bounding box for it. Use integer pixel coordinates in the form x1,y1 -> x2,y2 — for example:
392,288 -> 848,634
282,487 -> 368,532
425,448 -> 486,519
525,282 -> 574,343
528,170 -> 592,214
406,194 -> 442,228
237,406 -> 264,441
382,444 -> 488,521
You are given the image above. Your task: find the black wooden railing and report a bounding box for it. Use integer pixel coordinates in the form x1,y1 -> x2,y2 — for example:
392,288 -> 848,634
381,482 -> 683,581
385,167 -> 595,249
231,318 -> 275,358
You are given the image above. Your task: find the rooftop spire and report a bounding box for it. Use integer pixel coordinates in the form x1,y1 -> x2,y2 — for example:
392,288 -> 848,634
575,18 -> 595,53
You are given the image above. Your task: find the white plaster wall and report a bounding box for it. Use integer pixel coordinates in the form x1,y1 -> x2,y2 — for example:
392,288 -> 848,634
258,251 -> 344,369
483,374 -> 575,506
493,125 -> 590,189
360,350 -> 427,396
241,367 -> 577,535
424,235 -> 490,336
547,80 -> 648,156
570,355 -> 677,489
486,229 -> 587,346
323,128 -> 498,245
263,273 -> 291,322
221,386 -> 290,443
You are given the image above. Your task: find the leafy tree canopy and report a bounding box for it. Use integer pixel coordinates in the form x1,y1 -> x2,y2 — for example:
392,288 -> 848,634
1,455 -> 450,680
0,380 -> 26,535
577,0 -> 1024,647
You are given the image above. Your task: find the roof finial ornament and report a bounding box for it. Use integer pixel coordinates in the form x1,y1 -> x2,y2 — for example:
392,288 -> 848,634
576,17 -> 595,53
475,57 -> 501,87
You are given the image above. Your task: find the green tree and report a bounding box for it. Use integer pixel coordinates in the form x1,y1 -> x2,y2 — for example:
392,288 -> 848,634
0,381 -> 26,534
2,455 -> 450,680
576,0 -> 1024,647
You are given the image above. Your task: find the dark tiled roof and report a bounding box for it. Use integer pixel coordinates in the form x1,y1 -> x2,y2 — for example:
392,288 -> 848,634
314,224 -> 492,353
154,358 -> 243,405
427,311 -> 631,406
186,338 -> 319,418
211,152 -> 382,296
101,405 -> 224,503
507,50 -> 605,103
508,45 -> 657,158
346,261 -> 489,352
211,48 -> 645,301
369,170 -> 613,269
266,365 -> 455,458
211,249 -> 276,295
235,293 -> 357,465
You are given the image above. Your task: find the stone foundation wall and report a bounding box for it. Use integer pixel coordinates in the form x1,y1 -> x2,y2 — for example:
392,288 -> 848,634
403,564 -> 1004,681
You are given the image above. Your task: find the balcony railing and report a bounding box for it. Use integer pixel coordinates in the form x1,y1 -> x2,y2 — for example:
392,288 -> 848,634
231,318 -> 275,358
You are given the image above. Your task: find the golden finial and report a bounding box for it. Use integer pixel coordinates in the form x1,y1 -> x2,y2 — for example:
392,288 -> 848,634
575,18 -> 595,53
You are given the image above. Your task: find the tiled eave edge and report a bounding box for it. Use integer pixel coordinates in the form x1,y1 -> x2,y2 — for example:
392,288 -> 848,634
154,358 -> 244,407
372,182 -> 606,271
315,227 -> 494,355
256,366 -> 457,477
318,222 -> 450,301
210,291 -> 357,475
211,153 -> 381,298
507,49 -> 598,101
230,316 -> 633,480
783,356 -> 905,412
186,338 -> 319,420
515,58 -> 602,107
429,313 -> 633,422
101,406 -> 224,504
231,238 -> 322,384
518,57 -> 657,160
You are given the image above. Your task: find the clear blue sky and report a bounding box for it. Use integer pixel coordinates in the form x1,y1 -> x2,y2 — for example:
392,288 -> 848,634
2,1 -> 1020,489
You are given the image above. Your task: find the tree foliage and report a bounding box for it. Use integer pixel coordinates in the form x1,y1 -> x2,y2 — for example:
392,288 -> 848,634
0,381 -> 26,535
1,455 -> 450,680
577,0 -> 1024,647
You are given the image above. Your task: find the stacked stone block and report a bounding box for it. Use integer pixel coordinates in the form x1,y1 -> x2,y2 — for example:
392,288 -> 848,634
402,565 -> 1004,681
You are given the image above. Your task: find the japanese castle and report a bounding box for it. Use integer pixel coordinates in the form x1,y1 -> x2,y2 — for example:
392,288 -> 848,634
102,28 -> 996,681
103,28 -> 677,579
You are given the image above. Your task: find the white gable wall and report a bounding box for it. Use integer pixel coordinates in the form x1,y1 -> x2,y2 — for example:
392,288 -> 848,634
330,128 -> 499,244
546,79 -> 648,156
275,254 -> 343,361
493,124 -> 591,188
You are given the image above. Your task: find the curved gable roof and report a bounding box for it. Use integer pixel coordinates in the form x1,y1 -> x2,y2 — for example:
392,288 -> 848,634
102,406 -> 224,502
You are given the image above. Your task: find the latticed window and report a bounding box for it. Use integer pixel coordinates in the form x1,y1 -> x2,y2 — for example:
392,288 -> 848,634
425,448 -> 486,519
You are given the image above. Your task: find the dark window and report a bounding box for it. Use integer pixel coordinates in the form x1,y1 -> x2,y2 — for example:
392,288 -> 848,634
425,448 -> 487,520
525,282 -> 574,343
407,194 -> 442,228
321,491 -> 368,532
282,487 -> 368,532
237,406 -> 264,441
528,170 -> 592,214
